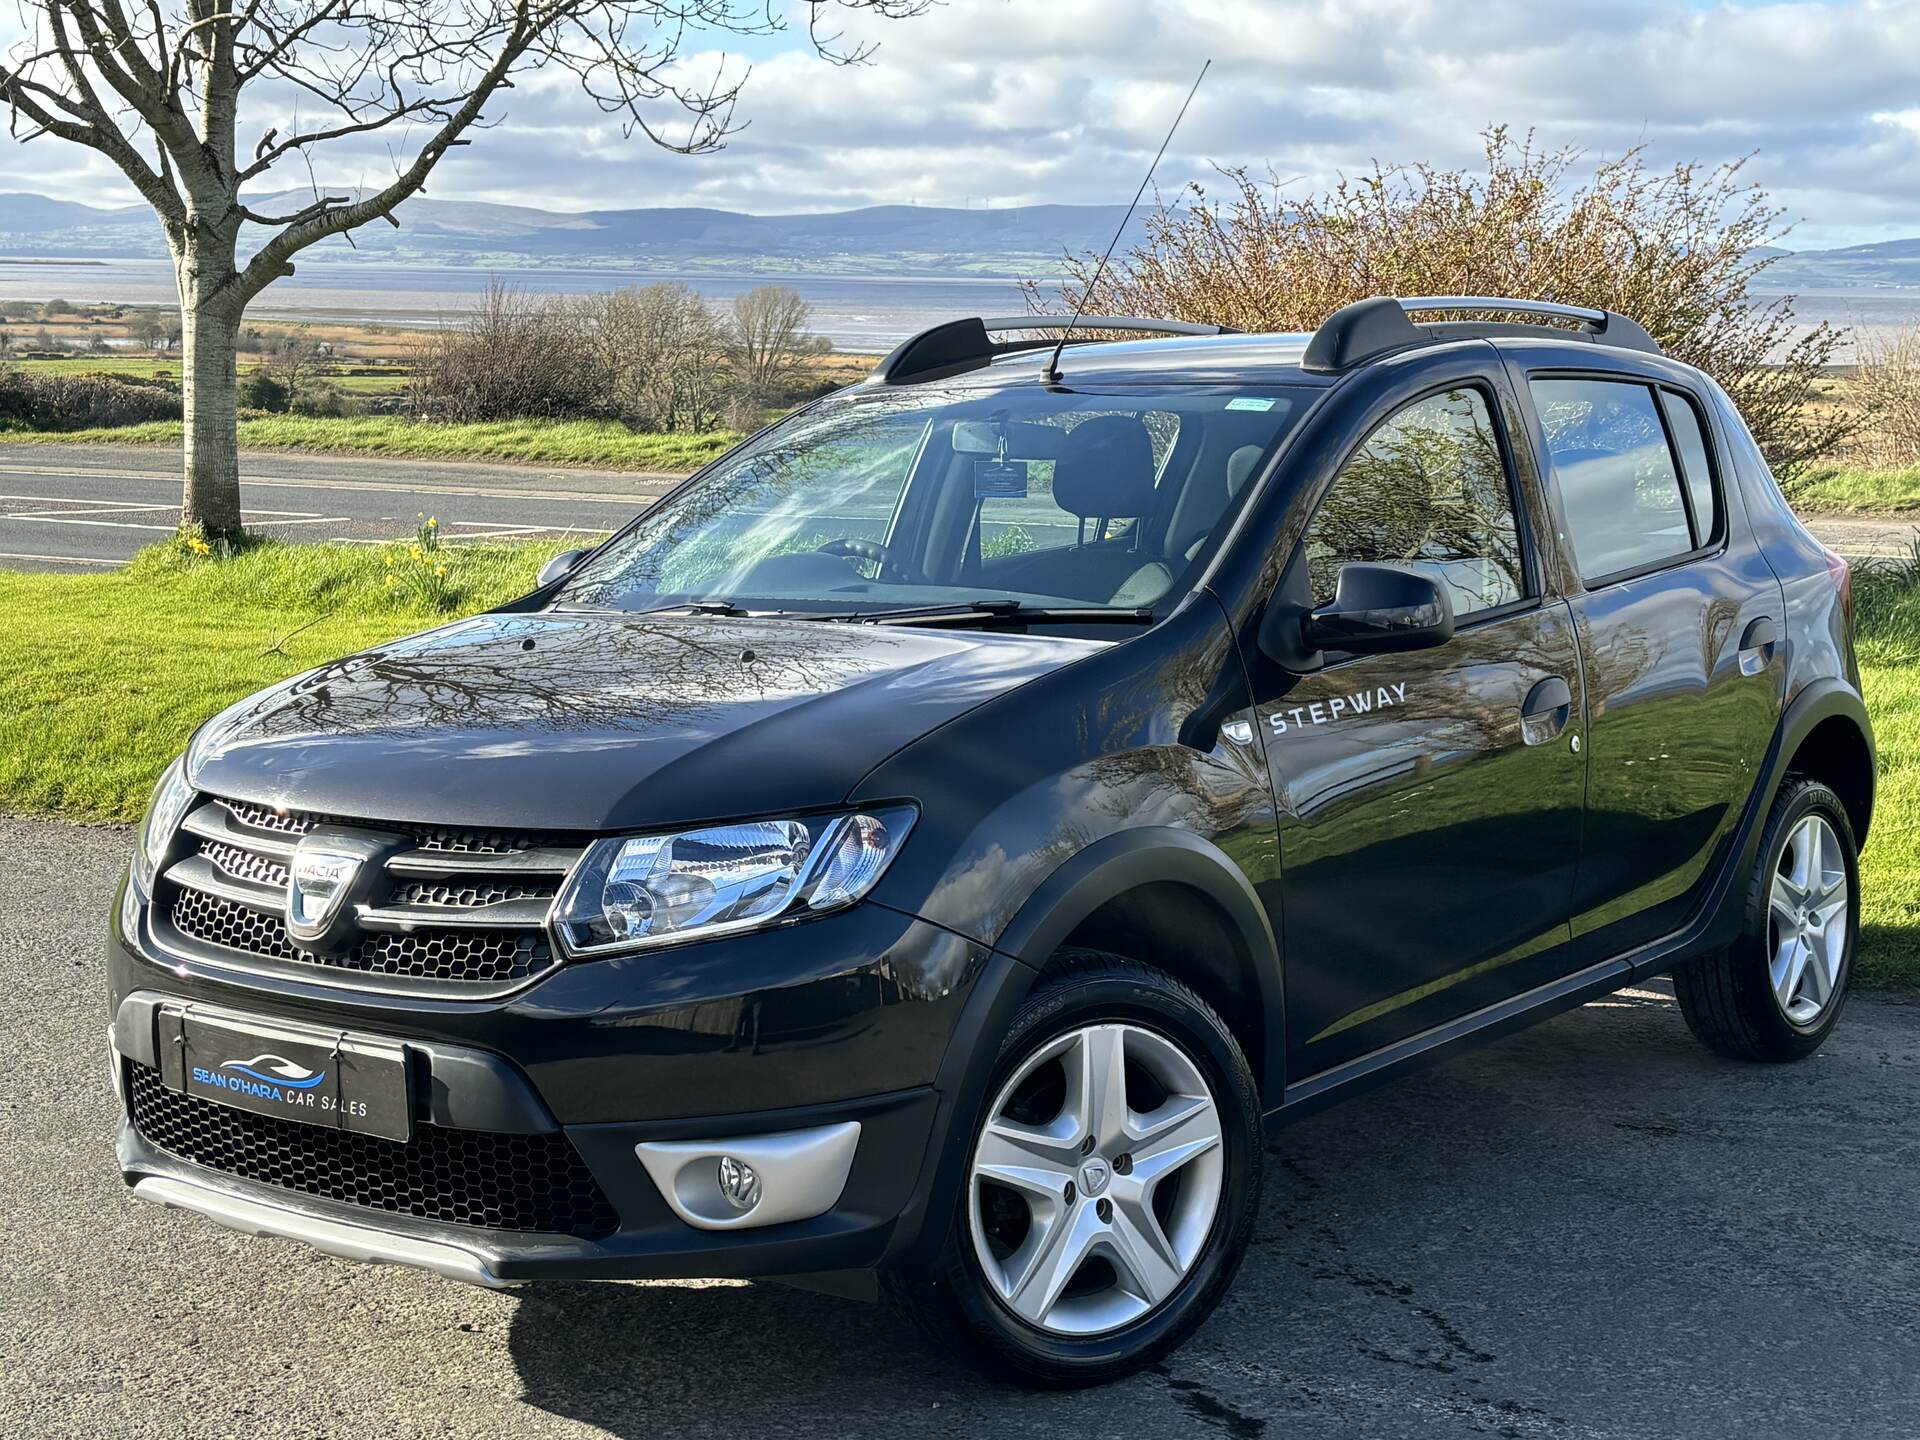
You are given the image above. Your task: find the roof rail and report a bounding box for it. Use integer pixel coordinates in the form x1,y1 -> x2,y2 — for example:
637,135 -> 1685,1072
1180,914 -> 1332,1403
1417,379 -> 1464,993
1301,295 -> 1661,373
871,315 -> 1238,386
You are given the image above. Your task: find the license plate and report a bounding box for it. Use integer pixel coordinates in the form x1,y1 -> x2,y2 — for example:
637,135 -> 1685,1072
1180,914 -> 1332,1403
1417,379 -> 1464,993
158,1006 -> 412,1143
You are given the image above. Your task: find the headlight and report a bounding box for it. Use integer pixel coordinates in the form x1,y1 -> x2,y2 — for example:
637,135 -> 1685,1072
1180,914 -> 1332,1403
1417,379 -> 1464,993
554,807 -> 915,956
132,755 -> 194,893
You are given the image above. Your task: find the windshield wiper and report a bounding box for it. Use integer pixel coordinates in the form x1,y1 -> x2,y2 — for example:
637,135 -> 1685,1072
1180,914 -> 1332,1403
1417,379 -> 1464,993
856,599 -> 1155,629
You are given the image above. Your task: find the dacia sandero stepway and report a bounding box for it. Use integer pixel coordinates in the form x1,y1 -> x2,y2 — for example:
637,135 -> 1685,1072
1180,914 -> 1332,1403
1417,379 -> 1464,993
110,297 -> 1874,1385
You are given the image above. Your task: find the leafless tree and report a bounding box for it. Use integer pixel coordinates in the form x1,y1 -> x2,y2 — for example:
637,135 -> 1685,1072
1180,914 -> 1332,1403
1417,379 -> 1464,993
591,281 -> 733,431
1,0 -> 927,537
729,282 -> 813,408
259,328 -> 326,395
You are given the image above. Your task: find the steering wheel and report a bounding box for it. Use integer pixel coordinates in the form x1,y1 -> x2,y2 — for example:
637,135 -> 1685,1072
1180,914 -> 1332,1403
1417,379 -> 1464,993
815,537 -> 928,585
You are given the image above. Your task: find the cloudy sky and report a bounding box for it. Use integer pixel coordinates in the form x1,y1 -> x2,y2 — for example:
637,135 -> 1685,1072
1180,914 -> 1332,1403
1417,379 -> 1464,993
6,0 -> 1920,250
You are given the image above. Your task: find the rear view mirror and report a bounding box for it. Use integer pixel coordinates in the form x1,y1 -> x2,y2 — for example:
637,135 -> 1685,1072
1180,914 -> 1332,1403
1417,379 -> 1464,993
950,420 -> 1067,459
1302,563 -> 1454,655
537,547 -> 591,589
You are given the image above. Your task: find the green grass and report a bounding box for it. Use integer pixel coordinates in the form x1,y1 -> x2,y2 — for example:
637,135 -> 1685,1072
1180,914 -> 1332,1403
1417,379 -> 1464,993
0,536 -> 571,820
1849,558 -> 1920,984
3,415 -> 738,472
1790,463 -> 1920,514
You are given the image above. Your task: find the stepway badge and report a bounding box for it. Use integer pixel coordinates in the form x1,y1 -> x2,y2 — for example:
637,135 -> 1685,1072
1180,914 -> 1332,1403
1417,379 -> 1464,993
1270,682 -> 1408,734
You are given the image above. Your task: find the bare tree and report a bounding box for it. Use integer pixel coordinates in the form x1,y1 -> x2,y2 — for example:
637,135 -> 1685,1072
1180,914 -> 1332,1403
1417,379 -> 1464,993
591,281 -> 733,431
729,283 -> 813,408
1,0 -> 926,537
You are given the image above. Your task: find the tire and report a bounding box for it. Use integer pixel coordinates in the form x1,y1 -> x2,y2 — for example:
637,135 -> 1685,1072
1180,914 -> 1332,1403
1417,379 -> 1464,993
890,950 -> 1262,1387
1673,777 -> 1859,1062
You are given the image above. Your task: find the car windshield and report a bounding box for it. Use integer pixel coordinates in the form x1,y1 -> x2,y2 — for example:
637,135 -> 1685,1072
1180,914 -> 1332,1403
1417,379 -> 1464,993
553,381 -> 1316,621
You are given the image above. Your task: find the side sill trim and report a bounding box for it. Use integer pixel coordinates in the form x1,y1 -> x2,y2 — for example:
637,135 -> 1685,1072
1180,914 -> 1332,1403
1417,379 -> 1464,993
132,1175 -> 515,1289
1275,957 -> 1630,1120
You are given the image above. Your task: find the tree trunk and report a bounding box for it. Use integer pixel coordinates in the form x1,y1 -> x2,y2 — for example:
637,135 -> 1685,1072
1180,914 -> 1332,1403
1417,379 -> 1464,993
175,242 -> 245,538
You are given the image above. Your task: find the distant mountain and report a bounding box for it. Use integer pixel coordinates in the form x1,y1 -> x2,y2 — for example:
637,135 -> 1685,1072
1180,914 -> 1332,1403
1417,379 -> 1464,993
0,190 -> 1149,276
1756,238 -> 1920,292
10,190 -> 1920,290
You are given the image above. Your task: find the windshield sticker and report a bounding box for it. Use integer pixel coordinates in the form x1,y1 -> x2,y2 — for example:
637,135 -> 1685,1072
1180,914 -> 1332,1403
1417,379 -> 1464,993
1225,396 -> 1276,412
974,459 -> 1029,498
1270,682 -> 1407,734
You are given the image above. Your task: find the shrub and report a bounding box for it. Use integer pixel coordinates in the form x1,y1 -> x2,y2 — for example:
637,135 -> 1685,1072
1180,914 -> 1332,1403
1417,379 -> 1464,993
238,370 -> 291,413
1851,323 -> 1920,470
410,282 -> 602,423
1029,128 -> 1850,483
0,368 -> 183,429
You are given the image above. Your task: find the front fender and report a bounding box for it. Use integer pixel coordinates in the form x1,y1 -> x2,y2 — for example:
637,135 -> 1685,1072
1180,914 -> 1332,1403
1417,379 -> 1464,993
992,825 -> 1285,1096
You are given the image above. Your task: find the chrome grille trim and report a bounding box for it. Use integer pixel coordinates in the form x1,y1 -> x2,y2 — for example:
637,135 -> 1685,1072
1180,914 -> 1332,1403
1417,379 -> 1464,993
150,794 -> 585,999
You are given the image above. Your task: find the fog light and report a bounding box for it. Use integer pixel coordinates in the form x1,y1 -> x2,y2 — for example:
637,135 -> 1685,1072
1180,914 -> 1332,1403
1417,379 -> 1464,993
717,1155 -> 762,1213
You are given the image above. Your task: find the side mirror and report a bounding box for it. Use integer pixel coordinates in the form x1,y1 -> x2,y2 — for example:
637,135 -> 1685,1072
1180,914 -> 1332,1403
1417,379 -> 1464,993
1300,562 -> 1454,656
537,547 -> 591,590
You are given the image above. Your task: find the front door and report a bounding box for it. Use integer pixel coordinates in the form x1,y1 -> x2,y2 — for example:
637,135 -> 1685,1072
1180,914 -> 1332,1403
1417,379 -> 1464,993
1253,382 -> 1589,1078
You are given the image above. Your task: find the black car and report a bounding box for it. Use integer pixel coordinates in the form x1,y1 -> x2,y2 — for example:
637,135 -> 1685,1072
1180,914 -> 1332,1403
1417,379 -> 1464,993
110,296 -> 1874,1385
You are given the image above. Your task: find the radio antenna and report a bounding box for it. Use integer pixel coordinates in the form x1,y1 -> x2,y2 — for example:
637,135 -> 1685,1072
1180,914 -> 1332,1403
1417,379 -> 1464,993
1042,59 -> 1211,385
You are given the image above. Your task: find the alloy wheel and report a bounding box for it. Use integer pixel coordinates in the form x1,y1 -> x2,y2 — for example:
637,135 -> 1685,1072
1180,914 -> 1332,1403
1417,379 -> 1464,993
1768,812 -> 1850,1026
967,1022 -> 1225,1337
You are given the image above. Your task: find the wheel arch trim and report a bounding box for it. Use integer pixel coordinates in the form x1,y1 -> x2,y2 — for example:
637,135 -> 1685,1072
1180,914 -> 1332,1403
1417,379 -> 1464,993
990,827 -> 1285,1096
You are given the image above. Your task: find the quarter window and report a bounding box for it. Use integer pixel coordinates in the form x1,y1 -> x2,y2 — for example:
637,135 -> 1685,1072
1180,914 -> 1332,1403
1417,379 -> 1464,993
1530,378 -> 1715,584
1660,389 -> 1721,545
1303,386 -> 1526,621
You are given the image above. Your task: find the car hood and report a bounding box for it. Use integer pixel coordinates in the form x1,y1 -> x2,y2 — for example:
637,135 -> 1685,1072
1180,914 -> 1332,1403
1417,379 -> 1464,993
186,611 -> 1105,831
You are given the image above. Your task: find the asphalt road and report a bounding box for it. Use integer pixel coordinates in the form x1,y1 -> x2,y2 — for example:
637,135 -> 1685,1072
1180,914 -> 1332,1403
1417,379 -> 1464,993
5,817 -> 1919,1437
0,443 -> 679,571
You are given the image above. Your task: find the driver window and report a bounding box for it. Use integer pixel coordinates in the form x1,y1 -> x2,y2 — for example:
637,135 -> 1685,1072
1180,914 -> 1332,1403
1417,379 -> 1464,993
1303,386 -> 1526,621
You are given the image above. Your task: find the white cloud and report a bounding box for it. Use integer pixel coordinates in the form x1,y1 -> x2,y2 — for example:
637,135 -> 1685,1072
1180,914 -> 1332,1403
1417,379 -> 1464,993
5,0 -> 1920,246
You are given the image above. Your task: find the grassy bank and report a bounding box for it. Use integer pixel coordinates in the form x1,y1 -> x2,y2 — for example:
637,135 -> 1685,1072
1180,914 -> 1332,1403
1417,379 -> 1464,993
3,535 -> 1918,987
0,537 -> 570,819
1,415 -> 738,472
1850,562 -> 1920,985
1791,463 -> 1920,515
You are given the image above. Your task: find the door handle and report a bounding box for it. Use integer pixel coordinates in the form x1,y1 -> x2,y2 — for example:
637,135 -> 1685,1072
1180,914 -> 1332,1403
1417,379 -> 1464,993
1739,616 -> 1778,676
1520,675 -> 1573,746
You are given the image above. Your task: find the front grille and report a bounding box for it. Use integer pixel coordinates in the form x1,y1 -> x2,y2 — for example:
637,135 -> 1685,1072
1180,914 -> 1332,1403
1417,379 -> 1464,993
171,889 -> 553,984
152,794 -> 582,995
128,1064 -> 619,1238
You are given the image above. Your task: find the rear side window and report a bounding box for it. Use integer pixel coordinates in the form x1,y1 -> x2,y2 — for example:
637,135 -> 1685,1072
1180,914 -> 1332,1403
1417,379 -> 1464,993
1303,386 -> 1526,621
1659,390 -> 1721,545
1531,378 -> 1712,584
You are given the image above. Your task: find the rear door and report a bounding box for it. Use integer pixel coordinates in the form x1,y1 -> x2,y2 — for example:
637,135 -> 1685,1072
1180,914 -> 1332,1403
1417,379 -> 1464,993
1517,365 -> 1786,962
1250,369 -> 1589,1078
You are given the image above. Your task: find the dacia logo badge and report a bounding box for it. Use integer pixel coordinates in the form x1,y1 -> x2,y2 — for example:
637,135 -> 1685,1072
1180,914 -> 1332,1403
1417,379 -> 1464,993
284,828 -> 396,946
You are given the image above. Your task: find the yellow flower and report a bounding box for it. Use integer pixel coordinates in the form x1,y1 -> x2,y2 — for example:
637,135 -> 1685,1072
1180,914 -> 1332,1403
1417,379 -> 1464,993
436,566 -> 448,578
428,517 -> 438,528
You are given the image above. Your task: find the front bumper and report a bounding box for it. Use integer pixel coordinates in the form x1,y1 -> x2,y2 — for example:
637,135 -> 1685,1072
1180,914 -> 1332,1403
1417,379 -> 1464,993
109,872 -> 1013,1285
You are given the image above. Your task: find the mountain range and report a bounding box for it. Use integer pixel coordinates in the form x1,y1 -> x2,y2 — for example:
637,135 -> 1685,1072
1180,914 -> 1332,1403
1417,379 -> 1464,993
0,191 -> 1148,276
4,190 -> 1920,290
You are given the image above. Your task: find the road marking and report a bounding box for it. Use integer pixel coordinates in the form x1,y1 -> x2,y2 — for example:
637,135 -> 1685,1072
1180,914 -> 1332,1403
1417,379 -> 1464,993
0,463 -> 673,505
3,503 -> 180,517
0,550 -> 124,567
4,514 -> 178,532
